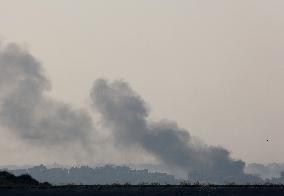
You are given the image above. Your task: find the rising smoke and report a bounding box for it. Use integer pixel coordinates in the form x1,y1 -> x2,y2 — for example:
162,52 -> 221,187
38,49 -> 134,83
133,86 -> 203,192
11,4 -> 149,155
0,43 -> 94,147
90,79 -> 261,183
0,42 -> 263,183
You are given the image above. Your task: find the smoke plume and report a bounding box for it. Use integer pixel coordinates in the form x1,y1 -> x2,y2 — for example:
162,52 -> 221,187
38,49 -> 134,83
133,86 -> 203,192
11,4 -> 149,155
91,79 -> 261,183
0,43 -> 94,147
0,42 -> 263,183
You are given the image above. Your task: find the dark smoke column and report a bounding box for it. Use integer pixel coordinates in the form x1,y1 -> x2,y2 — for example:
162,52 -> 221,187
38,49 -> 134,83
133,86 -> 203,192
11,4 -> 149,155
90,79 -> 262,184
0,43 -> 94,148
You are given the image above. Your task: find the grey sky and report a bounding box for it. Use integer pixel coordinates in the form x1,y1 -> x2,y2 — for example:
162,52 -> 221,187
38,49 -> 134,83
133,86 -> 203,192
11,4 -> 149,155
0,0 -> 283,165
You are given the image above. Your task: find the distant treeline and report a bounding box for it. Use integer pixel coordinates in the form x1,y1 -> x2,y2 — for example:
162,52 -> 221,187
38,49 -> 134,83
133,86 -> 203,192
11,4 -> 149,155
3,165 -> 284,185
7,165 -> 180,185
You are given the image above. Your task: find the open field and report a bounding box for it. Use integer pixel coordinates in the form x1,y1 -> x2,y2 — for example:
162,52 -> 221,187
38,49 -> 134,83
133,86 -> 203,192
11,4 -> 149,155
1,185 -> 284,196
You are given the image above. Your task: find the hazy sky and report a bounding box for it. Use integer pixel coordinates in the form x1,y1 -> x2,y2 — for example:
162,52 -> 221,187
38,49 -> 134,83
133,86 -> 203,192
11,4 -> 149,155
0,0 -> 284,165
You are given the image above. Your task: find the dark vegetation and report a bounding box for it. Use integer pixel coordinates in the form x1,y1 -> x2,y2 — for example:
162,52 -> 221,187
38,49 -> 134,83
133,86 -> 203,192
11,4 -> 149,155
1,184 -> 284,196
0,171 -> 50,187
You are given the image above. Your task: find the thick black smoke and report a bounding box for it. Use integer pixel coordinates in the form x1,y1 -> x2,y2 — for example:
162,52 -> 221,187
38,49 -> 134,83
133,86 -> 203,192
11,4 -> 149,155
91,79 -> 261,183
0,43 -> 94,147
